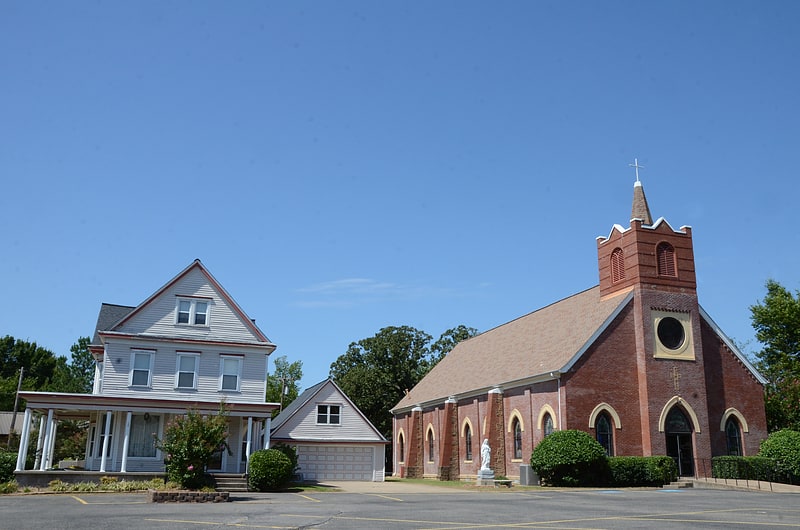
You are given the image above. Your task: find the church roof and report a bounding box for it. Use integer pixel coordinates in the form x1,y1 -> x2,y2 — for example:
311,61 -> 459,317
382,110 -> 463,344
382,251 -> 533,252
392,286 -> 632,412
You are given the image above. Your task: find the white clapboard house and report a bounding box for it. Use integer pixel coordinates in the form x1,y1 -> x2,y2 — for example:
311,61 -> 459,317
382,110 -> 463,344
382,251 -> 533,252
14,260 -> 279,478
271,378 -> 388,482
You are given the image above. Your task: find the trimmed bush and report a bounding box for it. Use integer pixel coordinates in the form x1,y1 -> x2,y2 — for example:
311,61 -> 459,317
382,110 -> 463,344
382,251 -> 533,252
758,429 -> 800,483
0,451 -> 16,483
608,456 -> 676,486
248,449 -> 294,491
270,443 -> 299,475
712,456 -> 778,482
530,430 -> 609,486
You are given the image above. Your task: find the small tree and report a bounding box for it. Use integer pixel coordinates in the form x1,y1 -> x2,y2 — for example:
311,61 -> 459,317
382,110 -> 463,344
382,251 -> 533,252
156,405 -> 230,490
530,430 -> 609,486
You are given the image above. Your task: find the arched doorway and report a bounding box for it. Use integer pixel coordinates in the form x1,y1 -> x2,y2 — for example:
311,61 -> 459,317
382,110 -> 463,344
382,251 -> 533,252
665,406 -> 694,476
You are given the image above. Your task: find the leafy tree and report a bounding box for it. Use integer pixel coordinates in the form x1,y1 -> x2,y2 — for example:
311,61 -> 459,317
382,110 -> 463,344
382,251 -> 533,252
0,336 -> 61,410
68,337 -> 94,393
431,325 -> 479,361
329,325 -> 478,440
156,405 -> 230,490
266,355 -> 303,416
750,280 -> 800,431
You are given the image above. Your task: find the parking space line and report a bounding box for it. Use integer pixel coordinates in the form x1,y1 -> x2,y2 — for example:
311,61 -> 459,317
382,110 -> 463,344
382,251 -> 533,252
292,492 -> 321,502
70,495 -> 88,505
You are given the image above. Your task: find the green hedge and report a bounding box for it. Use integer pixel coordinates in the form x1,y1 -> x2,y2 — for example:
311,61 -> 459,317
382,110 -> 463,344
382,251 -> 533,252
712,456 -> 779,482
608,456 -> 677,486
759,429 -> 800,483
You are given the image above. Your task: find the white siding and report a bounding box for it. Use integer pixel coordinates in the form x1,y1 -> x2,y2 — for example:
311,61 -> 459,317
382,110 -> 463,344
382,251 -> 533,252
100,338 -> 268,403
276,382 -> 384,442
114,267 -> 263,344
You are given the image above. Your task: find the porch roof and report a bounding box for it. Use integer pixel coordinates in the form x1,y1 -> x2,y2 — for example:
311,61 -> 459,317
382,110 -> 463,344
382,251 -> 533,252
18,391 -> 279,418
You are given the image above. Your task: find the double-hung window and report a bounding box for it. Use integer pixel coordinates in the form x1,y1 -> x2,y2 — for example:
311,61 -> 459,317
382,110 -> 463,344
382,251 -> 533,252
176,298 -> 211,326
219,355 -> 242,392
175,352 -> 199,390
130,350 -> 154,387
316,404 -> 341,424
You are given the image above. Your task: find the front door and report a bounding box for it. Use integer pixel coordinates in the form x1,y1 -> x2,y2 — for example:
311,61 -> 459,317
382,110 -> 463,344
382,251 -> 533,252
665,407 -> 694,476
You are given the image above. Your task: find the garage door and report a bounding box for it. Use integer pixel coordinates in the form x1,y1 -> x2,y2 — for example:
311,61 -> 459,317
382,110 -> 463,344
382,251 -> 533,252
297,445 -> 374,481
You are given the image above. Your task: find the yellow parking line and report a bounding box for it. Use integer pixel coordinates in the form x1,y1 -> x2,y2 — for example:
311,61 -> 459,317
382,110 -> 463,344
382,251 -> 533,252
292,493 -> 320,502
366,493 -> 404,502
70,495 -> 88,505
146,518 -> 291,528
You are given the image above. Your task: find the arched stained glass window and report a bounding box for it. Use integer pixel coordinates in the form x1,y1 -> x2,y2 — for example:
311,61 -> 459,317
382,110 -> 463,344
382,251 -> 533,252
465,424 -> 473,461
398,432 -> 405,463
725,417 -> 742,456
543,413 -> 554,437
596,413 -> 613,456
513,418 -> 523,459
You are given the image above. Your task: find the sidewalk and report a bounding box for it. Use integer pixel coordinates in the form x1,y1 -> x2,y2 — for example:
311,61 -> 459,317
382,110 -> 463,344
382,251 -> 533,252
691,477 -> 800,494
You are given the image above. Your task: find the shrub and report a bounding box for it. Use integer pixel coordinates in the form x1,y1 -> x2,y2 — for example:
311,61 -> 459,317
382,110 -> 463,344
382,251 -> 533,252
270,443 -> 299,475
758,429 -> 800,482
608,456 -> 676,486
0,481 -> 18,494
156,405 -> 230,490
248,449 -> 294,491
0,451 -> 16,483
712,456 -> 778,482
530,430 -> 609,486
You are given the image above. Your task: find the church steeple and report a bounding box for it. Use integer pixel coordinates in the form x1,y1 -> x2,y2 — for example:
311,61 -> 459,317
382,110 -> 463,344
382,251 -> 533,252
596,160 -> 697,298
629,159 -> 653,225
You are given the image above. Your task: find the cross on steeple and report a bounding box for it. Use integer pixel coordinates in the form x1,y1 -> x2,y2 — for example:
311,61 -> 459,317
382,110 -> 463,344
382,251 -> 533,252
629,158 -> 644,183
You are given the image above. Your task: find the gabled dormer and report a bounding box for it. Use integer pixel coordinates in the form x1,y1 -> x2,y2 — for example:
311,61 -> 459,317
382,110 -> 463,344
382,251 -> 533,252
597,180 -> 697,299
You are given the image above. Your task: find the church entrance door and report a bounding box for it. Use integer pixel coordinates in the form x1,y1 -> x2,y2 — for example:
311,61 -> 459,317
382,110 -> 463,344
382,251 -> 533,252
665,407 -> 694,477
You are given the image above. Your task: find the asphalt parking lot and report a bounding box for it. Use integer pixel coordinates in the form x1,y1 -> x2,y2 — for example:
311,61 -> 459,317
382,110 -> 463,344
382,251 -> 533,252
1,483 -> 798,529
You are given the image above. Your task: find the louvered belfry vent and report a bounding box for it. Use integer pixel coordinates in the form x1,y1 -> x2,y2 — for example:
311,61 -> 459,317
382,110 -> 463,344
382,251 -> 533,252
657,242 -> 677,277
611,247 -> 625,283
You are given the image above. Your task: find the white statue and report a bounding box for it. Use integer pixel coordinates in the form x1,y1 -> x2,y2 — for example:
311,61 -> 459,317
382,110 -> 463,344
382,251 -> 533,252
480,439 -> 491,470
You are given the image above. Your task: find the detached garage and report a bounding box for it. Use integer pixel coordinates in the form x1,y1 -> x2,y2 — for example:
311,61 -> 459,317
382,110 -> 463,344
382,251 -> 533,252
270,378 -> 388,482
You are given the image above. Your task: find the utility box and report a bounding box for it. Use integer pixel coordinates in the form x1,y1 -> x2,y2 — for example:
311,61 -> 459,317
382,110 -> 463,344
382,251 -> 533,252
519,464 -> 539,486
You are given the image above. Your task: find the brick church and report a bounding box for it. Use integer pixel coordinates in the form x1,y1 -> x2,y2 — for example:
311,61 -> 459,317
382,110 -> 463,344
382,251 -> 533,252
391,176 -> 767,480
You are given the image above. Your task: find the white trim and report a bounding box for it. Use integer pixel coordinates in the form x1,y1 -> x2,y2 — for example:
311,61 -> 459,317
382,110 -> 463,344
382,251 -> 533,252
588,403 -> 622,429
658,396 -> 701,433
175,297 -> 212,327
175,351 -> 200,390
129,349 -> 155,388
219,355 -> 242,392
720,408 -> 749,433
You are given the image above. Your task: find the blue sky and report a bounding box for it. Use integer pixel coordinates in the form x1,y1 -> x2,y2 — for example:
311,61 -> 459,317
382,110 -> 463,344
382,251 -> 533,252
2,1 -> 798,391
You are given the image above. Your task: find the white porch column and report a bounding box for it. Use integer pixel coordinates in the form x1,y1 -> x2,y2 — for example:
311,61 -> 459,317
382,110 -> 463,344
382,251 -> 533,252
39,410 -> 54,471
34,415 -> 46,470
46,421 -> 58,469
245,417 -> 253,473
99,410 -> 113,473
264,417 -> 271,449
120,411 -> 132,473
15,408 -> 33,471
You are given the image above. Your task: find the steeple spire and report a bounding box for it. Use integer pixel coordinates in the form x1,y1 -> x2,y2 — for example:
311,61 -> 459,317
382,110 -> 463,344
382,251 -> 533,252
629,158 -> 652,225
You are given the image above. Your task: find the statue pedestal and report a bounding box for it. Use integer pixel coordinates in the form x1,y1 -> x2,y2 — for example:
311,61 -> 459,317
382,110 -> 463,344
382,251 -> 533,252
476,468 -> 495,486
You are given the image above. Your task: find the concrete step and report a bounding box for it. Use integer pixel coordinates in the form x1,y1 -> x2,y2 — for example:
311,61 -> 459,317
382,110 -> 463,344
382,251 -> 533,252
212,474 -> 249,492
664,480 -> 694,489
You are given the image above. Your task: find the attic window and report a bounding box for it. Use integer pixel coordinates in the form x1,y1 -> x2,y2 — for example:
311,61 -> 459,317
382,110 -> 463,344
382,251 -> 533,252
611,248 -> 625,283
656,242 -> 677,277
317,404 -> 341,425
176,298 -> 210,326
